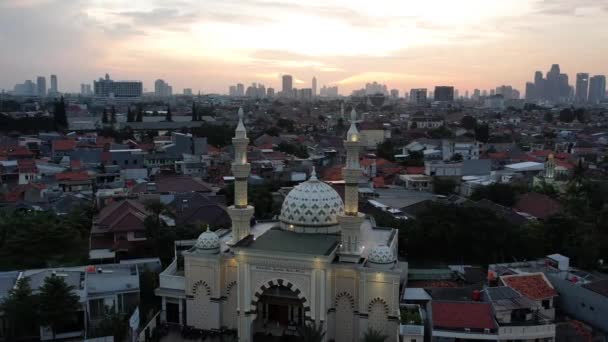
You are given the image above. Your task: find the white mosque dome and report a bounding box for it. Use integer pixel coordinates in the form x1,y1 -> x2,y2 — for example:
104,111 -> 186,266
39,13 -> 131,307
367,245 -> 395,265
194,228 -> 220,252
279,169 -> 344,232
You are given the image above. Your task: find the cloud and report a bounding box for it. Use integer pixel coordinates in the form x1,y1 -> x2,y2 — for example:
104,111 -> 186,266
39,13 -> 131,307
533,0 -> 608,16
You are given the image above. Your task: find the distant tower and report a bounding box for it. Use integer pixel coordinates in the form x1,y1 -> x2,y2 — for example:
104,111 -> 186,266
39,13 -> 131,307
282,75 -> 293,95
50,75 -> 58,95
312,76 -> 317,97
338,109 -> 364,262
36,76 -> 46,97
545,154 -> 556,179
228,108 -> 254,245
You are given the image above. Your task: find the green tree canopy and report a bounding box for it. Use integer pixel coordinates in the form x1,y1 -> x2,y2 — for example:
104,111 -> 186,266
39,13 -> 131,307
460,115 -> 477,130
0,278 -> 39,340
38,276 -> 81,340
376,140 -> 396,161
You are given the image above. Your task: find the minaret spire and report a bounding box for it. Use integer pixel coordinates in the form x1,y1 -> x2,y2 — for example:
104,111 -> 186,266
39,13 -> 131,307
338,108 -> 364,262
228,107 -> 254,245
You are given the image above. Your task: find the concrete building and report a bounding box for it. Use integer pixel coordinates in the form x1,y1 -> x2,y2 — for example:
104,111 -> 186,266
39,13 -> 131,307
433,86 -> 454,102
36,76 -> 46,97
589,75 -> 606,104
49,74 -> 58,95
409,89 -> 427,105
575,73 -> 589,103
154,79 -> 173,97
312,76 -> 317,97
94,73 -> 142,98
155,108 -> 403,341
282,75 -> 293,96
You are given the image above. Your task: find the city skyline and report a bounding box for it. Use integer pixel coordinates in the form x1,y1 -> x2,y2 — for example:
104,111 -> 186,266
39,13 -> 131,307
1,0 -> 608,94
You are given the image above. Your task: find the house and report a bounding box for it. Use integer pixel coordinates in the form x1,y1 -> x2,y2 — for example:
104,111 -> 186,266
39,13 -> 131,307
52,139 -> 77,160
431,301 -> 498,340
55,171 -> 94,193
89,200 -> 151,261
500,273 -> 557,320
167,192 -> 231,229
17,159 -> 39,185
514,193 -> 561,220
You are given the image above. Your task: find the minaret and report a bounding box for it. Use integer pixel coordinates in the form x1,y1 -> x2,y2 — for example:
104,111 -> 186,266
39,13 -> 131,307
228,108 -> 254,245
545,153 -> 556,179
338,108 -> 365,262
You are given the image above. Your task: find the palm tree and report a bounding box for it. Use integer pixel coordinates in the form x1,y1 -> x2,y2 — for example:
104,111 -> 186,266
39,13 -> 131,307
297,321 -> 326,342
361,328 -> 387,342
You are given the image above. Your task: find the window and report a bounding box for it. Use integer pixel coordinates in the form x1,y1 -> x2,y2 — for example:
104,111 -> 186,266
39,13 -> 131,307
133,159 -> 138,165
134,231 -> 147,239
590,306 -> 595,311
542,299 -> 551,309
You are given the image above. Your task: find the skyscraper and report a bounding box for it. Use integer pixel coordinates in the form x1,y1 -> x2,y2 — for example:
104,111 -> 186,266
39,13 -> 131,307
36,76 -> 46,97
534,71 -> 544,100
154,79 -> 172,97
282,75 -> 293,96
409,88 -> 427,104
312,76 -> 317,97
50,75 -> 58,95
525,82 -> 535,101
236,83 -> 244,97
434,86 -> 454,102
575,73 -> 590,103
589,75 -> 607,104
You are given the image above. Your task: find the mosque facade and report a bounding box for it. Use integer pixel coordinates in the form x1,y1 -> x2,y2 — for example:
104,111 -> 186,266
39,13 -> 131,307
155,108 -> 402,341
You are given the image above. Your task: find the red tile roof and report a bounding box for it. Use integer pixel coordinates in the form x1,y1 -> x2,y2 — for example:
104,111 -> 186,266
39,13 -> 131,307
405,166 -> 425,175
432,301 -> 497,330
17,159 -> 37,173
373,176 -> 386,188
53,139 -> 77,151
55,171 -> 91,182
514,193 -> 561,220
501,273 -> 557,300
322,166 -> 343,181
0,146 -> 34,159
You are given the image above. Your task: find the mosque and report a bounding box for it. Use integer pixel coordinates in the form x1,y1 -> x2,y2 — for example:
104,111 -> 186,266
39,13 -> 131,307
155,108 -> 402,341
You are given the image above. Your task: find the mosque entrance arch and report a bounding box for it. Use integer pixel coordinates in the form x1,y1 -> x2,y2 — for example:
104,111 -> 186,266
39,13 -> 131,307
250,279 -> 310,341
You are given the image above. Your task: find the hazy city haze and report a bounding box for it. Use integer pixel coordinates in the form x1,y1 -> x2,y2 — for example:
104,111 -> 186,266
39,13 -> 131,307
1,0 -> 608,93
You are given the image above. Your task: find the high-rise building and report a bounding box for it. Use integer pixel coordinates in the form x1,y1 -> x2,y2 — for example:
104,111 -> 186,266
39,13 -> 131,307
267,87 -> 275,97
36,76 -> 46,97
300,88 -> 312,101
312,76 -> 317,97
434,86 -> 454,102
409,88 -> 427,104
236,83 -> 245,97
473,89 -> 481,100
390,89 -> 399,98
154,79 -> 173,97
534,71 -> 544,100
525,82 -> 535,101
49,75 -> 58,95
320,85 -> 339,98
589,75 -> 607,104
282,75 -> 293,96
183,88 -> 193,96
229,86 -> 237,96
575,73 -> 589,103
14,80 -> 36,96
454,89 -> 460,99
93,74 -> 142,97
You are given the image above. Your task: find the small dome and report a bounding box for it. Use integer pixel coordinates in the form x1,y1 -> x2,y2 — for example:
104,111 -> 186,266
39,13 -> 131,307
194,228 -> 220,251
367,245 -> 395,265
279,168 -> 344,232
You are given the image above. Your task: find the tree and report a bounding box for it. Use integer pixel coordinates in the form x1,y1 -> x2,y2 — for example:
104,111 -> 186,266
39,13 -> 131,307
110,106 -> 117,124
53,96 -> 68,129
474,124 -> 490,143
376,140 -> 396,161
136,106 -> 143,122
410,120 -> 418,129
165,106 -> 173,122
543,111 -> 554,123
471,183 -> 521,207
460,115 -> 477,130
191,102 -> 197,121
91,306 -> 129,341
297,321 -> 326,342
361,328 -> 387,342
432,178 -> 457,196
102,108 -> 108,124
559,108 -> 575,123
277,118 -> 295,132
126,107 -> 134,122
38,276 -> 81,340
0,278 -> 39,340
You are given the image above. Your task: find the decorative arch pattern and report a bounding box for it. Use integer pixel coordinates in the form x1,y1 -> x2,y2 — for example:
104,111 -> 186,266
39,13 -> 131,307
226,281 -> 237,296
192,280 -> 211,296
334,292 -> 356,310
223,281 -> 238,329
250,278 -> 311,319
368,297 -> 390,337
367,297 -> 389,314
334,292 -> 356,342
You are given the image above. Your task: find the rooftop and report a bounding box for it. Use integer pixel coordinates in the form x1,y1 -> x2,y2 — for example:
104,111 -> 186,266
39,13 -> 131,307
501,273 -> 557,300
432,301 -> 497,330
235,228 -> 340,256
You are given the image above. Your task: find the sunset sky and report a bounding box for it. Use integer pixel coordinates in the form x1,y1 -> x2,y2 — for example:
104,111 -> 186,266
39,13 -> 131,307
1,0 -> 607,95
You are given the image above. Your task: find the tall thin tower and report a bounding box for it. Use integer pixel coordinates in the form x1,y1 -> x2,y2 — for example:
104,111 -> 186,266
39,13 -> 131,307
312,76 -> 317,97
228,107 -> 254,245
338,108 -> 364,262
